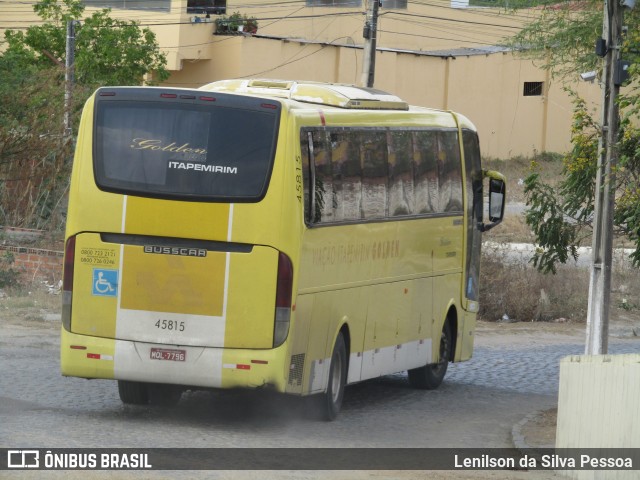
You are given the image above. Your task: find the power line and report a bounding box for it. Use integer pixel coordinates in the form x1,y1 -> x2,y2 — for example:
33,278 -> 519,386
378,28 -> 506,45
0,0 -> 535,32
0,0 -> 537,52
406,0 -> 540,22
383,10 -> 523,30
384,13 -> 516,40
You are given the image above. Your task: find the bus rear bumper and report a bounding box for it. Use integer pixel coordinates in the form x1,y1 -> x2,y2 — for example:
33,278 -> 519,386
60,328 -> 288,392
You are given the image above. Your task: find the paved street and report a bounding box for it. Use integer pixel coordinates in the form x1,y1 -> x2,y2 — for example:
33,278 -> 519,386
1,316 -> 639,479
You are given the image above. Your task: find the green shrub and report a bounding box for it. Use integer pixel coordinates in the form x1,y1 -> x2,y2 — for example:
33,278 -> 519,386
0,251 -> 22,290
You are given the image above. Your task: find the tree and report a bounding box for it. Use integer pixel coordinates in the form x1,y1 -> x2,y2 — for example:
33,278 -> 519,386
0,53 -> 71,230
507,1 -> 604,78
506,1 -> 640,272
0,0 -> 170,229
4,0 -> 169,88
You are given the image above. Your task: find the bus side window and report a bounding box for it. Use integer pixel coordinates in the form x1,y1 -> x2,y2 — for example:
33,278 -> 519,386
414,131 -> 438,214
312,131 -> 332,223
361,130 -> 387,220
332,131 -> 362,222
462,129 -> 483,301
388,130 -> 414,217
300,130 -> 311,223
437,131 -> 464,213
304,126 -> 465,224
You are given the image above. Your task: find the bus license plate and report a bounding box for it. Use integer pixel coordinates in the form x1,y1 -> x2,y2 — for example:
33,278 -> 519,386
150,348 -> 186,362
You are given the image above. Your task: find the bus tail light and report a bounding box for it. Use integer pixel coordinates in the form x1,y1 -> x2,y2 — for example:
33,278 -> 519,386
273,252 -> 293,348
62,235 -> 76,331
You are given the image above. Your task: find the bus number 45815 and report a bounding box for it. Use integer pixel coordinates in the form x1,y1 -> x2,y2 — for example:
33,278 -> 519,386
155,319 -> 185,332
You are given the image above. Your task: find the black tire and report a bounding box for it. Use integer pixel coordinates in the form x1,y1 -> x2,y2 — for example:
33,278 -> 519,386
408,321 -> 452,390
320,332 -> 347,421
148,384 -> 183,407
118,380 -> 149,405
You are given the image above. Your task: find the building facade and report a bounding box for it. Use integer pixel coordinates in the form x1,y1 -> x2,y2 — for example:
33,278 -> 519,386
1,0 -> 602,158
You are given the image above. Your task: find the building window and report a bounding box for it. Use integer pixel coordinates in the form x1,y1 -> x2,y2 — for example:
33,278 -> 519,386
523,82 -> 543,97
306,0 -> 362,7
187,0 -> 226,14
83,0 -> 170,11
381,0 -> 407,8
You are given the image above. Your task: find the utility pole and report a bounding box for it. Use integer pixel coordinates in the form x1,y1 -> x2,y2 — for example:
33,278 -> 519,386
585,0 -> 626,355
64,20 -> 77,138
360,0 -> 380,88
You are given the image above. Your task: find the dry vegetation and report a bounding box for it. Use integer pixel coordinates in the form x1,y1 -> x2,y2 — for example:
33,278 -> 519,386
479,154 -> 640,324
479,251 -> 590,323
0,287 -> 61,320
483,152 -> 564,203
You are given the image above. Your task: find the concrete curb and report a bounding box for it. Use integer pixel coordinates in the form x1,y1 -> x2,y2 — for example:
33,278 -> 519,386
512,412 -> 535,451
512,409 -> 556,452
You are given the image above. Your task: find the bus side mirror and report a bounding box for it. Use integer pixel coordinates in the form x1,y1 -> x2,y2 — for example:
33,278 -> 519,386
481,170 -> 506,232
489,178 -> 505,222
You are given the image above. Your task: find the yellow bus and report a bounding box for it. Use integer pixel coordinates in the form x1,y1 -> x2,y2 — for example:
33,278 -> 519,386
61,79 -> 505,420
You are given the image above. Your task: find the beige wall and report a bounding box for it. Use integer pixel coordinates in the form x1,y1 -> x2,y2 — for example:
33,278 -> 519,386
0,0 -> 602,158
168,36 -> 600,158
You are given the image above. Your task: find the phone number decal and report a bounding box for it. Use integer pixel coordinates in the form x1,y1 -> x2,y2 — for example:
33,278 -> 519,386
80,248 -> 117,266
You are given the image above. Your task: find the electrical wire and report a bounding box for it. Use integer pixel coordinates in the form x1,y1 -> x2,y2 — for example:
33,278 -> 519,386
0,0 -> 544,51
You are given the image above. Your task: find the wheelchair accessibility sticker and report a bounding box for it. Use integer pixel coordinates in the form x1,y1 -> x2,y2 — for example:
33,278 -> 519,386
92,269 -> 118,297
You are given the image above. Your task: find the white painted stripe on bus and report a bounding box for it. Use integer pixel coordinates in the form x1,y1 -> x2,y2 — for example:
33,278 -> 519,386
115,309 -> 226,347
87,353 -> 113,361
309,357 -> 330,393
222,203 -> 234,321
347,352 -> 363,384
311,338 -> 433,392
116,244 -> 124,315
226,204 -> 234,242
116,196 -> 126,321
113,340 -> 223,388
121,195 -> 128,233
358,339 -> 432,382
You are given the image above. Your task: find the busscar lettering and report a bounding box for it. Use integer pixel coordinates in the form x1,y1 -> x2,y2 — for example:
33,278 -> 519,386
143,245 -> 207,258
168,161 -> 238,174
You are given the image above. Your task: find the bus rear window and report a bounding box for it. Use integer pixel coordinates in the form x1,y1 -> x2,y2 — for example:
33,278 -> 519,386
94,98 -> 279,201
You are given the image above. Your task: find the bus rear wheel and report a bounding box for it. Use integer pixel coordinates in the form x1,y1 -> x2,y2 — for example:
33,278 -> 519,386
408,321 -> 452,390
318,332 -> 347,421
148,384 -> 183,407
118,380 -> 149,405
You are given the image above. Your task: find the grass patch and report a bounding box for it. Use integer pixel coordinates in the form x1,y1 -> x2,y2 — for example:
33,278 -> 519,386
0,283 -> 61,323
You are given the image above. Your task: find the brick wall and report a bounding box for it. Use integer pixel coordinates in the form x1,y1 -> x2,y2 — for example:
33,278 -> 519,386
0,245 -> 63,283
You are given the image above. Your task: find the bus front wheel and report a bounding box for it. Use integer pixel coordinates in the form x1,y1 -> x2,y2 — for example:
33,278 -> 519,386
319,332 -> 347,421
408,321 -> 452,390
